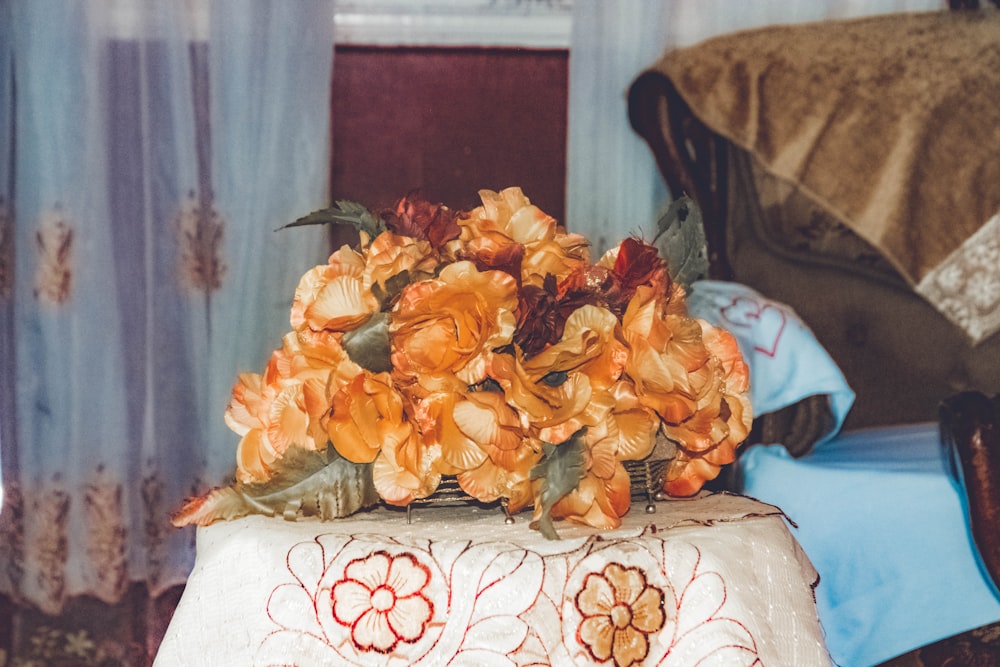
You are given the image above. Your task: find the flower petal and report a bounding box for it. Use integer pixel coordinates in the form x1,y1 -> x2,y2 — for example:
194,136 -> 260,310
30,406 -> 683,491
578,616 -> 614,661
330,580 -> 373,626
612,625 -> 649,667
577,572 -> 615,616
386,553 -> 430,598
353,609 -> 396,652
605,564 -> 646,606
631,586 -> 666,634
386,594 -> 433,643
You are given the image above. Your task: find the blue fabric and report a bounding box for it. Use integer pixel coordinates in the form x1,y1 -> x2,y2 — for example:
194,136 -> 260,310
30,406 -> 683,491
688,280 -> 855,443
741,423 -> 1000,667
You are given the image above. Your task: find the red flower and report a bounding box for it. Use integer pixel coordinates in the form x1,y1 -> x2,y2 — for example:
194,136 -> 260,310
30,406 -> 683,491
615,238 -> 670,291
330,551 -> 435,653
385,192 -> 460,250
464,240 -> 525,287
558,264 -> 628,318
514,276 -> 563,357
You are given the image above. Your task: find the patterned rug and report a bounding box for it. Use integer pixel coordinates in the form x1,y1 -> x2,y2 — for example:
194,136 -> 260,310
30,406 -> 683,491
0,585 -> 183,667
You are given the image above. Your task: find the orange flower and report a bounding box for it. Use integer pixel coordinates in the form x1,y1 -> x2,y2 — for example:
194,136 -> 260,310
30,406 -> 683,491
575,563 -> 666,667
493,305 -> 625,446
362,230 -> 438,297
410,390 -> 489,475
457,456 -> 537,511
371,434 -> 442,506
542,458 -> 632,530
407,383 -> 539,504
328,371 -> 415,465
290,244 -> 379,335
390,261 -> 517,387
225,371 -> 315,485
604,379 -> 661,464
621,285 -> 715,426
661,453 -> 721,498
459,187 -> 589,288
451,389 -> 532,472
451,390 -> 540,503
225,372 -> 280,483
661,321 -> 753,496
535,411 -> 653,530
618,283 -> 755,497
225,331 -> 362,484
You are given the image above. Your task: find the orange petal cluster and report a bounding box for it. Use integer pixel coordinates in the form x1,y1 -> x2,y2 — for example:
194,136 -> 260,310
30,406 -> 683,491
218,187 -> 753,530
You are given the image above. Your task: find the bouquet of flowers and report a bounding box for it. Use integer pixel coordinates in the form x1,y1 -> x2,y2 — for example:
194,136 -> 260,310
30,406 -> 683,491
173,187 -> 752,538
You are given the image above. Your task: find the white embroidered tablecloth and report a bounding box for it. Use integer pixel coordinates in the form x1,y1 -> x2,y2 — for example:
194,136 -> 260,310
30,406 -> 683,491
155,492 -> 832,666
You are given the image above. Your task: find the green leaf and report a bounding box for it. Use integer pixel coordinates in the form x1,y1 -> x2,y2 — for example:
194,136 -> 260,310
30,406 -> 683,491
378,269 -> 413,309
653,195 -> 708,290
277,200 -> 385,238
172,447 -> 379,526
528,429 -> 588,540
342,311 -> 392,373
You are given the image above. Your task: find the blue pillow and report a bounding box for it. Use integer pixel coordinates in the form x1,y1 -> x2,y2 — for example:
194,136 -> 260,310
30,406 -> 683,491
687,280 -> 855,446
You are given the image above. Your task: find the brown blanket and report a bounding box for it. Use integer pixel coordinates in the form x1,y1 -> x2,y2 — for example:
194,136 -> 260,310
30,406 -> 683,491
634,10 -> 1000,342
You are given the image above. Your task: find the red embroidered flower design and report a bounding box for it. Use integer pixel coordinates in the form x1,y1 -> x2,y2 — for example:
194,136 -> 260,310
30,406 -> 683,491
330,550 -> 434,653
575,562 -> 666,667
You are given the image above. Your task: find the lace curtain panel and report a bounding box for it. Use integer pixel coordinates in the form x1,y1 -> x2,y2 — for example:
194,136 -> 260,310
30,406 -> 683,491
0,0 -> 334,624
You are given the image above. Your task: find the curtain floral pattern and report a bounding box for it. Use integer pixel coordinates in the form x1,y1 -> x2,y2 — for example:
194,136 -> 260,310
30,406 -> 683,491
0,0 -> 334,652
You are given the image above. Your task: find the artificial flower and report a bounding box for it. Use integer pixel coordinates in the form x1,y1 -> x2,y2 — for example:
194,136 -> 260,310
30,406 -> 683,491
390,260 -> 518,386
459,187 -> 589,288
605,379 -> 661,464
328,371 -> 414,465
661,321 -> 753,496
179,186 -> 755,537
621,285 -> 714,425
371,432 -> 441,506
385,191 -> 461,251
362,230 -> 439,298
411,389 -> 490,475
544,460 -> 632,530
290,244 -> 378,335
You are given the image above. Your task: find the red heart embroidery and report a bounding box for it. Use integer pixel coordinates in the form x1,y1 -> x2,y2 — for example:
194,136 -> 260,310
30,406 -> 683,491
719,296 -> 787,358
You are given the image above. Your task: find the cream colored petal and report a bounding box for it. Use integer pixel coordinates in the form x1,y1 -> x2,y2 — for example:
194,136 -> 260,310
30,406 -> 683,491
386,554 -> 430,598
612,408 -> 659,462
330,580 -> 373,624
508,204 -> 556,244
345,552 -> 390,590
236,430 -> 273,484
387,595 -> 433,642
308,276 -> 377,331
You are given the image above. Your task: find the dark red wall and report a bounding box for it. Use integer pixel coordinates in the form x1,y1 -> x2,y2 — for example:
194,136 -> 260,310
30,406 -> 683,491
331,46 -> 569,231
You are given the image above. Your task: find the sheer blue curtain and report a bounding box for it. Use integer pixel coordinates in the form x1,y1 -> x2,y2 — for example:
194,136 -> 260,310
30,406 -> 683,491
565,0 -> 945,254
0,0 -> 334,616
